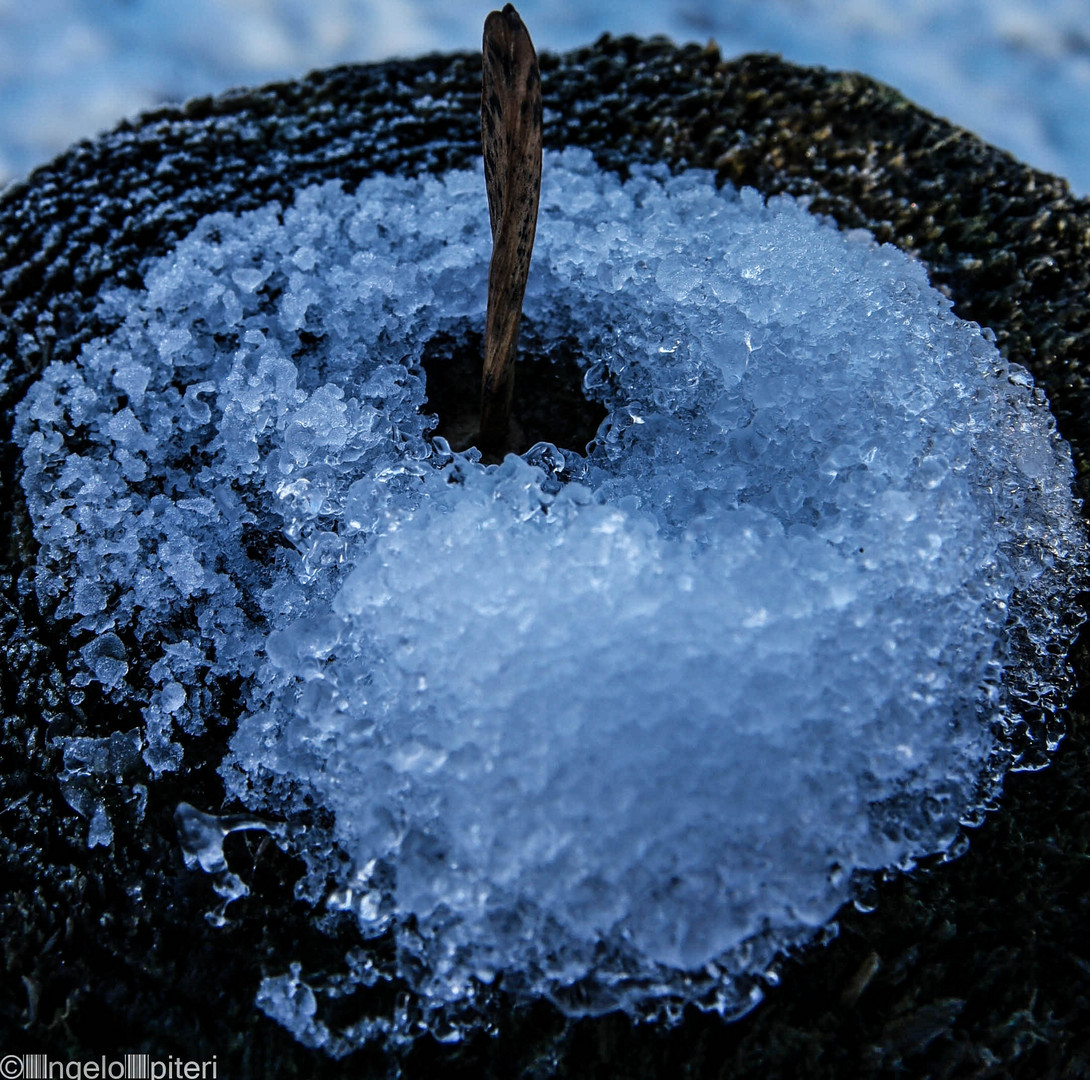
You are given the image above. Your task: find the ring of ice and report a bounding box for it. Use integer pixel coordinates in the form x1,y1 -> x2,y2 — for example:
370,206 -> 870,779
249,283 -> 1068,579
15,147 -> 1085,1046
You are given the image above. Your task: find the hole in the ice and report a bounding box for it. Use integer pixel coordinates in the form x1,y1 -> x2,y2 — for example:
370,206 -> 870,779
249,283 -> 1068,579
418,319 -> 608,461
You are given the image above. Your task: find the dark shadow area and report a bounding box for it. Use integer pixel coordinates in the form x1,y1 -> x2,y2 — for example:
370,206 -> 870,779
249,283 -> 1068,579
418,320 -> 607,462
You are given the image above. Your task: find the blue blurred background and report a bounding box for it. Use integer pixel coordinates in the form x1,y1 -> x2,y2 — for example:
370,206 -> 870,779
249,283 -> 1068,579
1,1 -> 1088,194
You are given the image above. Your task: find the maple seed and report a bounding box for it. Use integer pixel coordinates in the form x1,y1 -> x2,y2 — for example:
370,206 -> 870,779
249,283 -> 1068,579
478,3 -> 543,458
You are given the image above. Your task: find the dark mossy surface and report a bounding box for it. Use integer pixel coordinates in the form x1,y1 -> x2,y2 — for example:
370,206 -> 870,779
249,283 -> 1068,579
2,36 -> 1090,1078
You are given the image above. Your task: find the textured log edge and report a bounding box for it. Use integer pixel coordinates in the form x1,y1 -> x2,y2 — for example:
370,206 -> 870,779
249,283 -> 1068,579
2,36 -> 1089,1078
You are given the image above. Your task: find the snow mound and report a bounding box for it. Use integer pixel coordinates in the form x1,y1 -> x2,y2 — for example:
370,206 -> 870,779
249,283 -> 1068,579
15,148 -> 1085,1048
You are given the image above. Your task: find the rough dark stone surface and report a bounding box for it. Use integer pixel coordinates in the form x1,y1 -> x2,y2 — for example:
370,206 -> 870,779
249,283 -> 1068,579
2,36 -> 1089,1078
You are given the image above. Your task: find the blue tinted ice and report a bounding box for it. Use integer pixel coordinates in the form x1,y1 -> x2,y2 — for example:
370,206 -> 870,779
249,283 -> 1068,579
14,149 -> 1085,1044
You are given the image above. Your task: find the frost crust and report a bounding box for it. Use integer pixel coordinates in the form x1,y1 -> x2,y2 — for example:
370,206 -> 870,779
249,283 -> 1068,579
15,148 -> 1085,1043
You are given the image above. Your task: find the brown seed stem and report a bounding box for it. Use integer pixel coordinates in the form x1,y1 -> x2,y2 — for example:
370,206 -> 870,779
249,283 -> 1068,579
479,3 -> 542,457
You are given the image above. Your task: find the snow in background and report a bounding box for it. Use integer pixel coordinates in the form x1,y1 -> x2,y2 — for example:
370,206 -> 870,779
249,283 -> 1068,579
1,0 -> 1089,195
